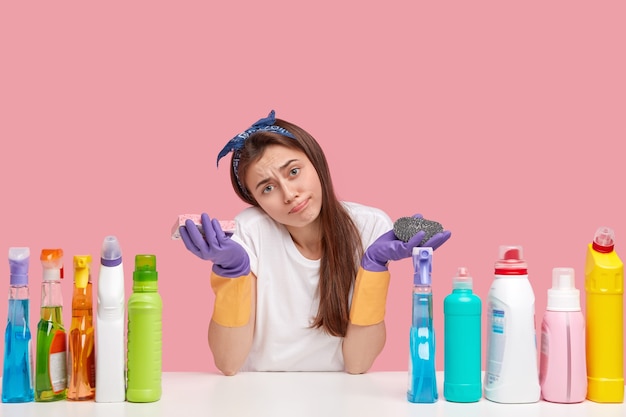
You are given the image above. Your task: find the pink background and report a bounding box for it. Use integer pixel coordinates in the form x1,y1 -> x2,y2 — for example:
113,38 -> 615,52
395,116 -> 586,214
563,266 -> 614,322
1,2 -> 625,376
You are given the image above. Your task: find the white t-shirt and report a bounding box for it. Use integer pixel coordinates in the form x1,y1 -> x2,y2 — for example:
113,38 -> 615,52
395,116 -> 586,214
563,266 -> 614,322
231,202 -> 392,372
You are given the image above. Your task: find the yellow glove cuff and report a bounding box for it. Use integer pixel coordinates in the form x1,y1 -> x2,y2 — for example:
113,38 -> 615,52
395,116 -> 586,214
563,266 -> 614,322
210,271 -> 252,327
349,267 -> 391,326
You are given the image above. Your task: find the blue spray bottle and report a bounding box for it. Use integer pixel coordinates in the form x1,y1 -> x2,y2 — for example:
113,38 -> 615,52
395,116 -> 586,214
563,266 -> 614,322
2,247 -> 35,403
407,247 -> 438,403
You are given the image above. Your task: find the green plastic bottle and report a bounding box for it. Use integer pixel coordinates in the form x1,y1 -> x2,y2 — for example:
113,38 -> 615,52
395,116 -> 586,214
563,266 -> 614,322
443,267 -> 482,402
35,249 -> 68,402
126,254 -> 162,403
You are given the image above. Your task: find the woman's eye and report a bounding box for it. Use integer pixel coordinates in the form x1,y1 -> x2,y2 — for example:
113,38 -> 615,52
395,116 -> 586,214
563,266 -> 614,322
263,185 -> 274,194
290,167 -> 300,176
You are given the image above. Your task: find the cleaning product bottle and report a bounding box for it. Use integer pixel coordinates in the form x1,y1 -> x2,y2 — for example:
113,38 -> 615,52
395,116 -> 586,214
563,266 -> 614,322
35,249 -> 68,402
67,255 -> 96,401
585,226 -> 624,403
96,236 -> 126,403
126,254 -> 162,403
484,245 -> 540,403
443,266 -> 482,402
407,247 -> 438,403
539,267 -> 587,403
2,247 -> 35,403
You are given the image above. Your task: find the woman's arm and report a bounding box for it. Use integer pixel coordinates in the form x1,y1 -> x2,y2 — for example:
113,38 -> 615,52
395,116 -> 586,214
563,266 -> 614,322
208,274 -> 257,376
342,321 -> 386,374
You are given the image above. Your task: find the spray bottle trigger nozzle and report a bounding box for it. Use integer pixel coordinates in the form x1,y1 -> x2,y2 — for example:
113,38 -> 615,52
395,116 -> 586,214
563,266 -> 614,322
412,247 -> 433,286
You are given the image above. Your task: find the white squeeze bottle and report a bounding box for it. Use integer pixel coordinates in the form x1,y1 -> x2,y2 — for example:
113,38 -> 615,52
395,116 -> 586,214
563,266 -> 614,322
95,236 -> 126,402
484,245 -> 540,403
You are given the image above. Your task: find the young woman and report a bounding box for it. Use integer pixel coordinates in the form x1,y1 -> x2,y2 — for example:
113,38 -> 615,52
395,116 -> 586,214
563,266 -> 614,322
179,110 -> 451,375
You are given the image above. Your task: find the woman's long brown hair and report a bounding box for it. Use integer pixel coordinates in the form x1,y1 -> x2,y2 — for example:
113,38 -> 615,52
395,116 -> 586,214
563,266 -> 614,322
230,118 -> 363,337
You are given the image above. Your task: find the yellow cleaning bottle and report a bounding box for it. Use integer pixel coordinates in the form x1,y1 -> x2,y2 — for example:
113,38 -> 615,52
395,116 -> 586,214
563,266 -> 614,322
585,226 -> 624,403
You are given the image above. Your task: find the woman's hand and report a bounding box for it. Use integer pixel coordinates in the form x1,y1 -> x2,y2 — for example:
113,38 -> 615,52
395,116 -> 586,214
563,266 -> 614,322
362,223 -> 451,272
179,213 -> 250,278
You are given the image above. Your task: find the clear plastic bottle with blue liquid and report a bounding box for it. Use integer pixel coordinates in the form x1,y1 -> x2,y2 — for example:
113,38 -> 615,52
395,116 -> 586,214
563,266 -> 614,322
407,247 -> 438,403
2,247 -> 35,403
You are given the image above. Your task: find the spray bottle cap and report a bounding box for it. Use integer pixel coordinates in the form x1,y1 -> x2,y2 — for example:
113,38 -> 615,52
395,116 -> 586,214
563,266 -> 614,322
592,226 -> 615,254
494,245 -> 528,275
101,235 -> 122,267
9,247 -> 30,286
133,254 -> 158,282
547,267 -> 580,311
41,249 -> 64,281
452,266 -> 473,290
73,255 -> 92,288
412,247 -> 433,286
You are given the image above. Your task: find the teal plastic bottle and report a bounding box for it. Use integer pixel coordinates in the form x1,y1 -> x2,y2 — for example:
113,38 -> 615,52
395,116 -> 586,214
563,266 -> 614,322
126,254 -> 162,403
443,267 -> 482,402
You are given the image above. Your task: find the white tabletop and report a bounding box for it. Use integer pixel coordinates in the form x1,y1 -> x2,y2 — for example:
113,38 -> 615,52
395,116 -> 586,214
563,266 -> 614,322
1,372 -> 625,417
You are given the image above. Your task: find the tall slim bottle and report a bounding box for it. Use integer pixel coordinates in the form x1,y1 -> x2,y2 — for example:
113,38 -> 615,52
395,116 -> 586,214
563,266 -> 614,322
539,267 -> 587,403
484,245 -> 540,403
585,226 -> 624,403
407,247 -> 438,403
67,255 -> 96,401
35,249 -> 67,402
443,267 -> 482,402
127,254 -> 162,403
96,236 -> 126,403
2,247 -> 35,403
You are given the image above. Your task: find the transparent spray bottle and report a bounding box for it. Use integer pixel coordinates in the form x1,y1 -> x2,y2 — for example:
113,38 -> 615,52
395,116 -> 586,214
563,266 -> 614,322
126,254 -> 162,403
2,247 -> 35,403
443,267 -> 482,402
67,255 -> 96,400
585,226 -> 623,403
484,245 -> 540,403
35,249 -> 67,402
407,247 -> 438,403
539,267 -> 587,403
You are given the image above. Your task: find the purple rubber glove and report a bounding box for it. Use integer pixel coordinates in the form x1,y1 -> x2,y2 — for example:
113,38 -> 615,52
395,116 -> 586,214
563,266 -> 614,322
362,216 -> 452,272
362,230 -> 427,272
421,230 -> 452,251
179,213 -> 250,278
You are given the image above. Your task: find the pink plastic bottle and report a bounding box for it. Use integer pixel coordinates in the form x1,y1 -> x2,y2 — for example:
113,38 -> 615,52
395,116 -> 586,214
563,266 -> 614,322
539,267 -> 587,403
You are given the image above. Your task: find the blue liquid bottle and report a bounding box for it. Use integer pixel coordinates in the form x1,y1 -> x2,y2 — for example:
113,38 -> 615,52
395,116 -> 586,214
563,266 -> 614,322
2,247 -> 35,403
407,247 -> 438,403
443,267 -> 482,402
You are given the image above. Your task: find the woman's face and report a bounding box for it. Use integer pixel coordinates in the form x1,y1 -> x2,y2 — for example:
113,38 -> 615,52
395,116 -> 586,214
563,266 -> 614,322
244,144 -> 323,230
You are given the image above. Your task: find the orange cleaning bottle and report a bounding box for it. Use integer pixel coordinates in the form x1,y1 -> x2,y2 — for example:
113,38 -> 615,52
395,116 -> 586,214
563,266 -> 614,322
67,255 -> 96,400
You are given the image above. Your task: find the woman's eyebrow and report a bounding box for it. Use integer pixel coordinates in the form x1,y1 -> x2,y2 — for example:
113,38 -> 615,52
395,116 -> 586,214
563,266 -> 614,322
254,159 -> 300,190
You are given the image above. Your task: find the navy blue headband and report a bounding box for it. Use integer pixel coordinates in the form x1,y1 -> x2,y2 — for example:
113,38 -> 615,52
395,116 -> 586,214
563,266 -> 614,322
216,110 -> 296,167
216,110 -> 296,198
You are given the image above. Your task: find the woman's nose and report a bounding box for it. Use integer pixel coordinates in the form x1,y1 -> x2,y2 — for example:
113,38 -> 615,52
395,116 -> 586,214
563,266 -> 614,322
283,183 -> 298,204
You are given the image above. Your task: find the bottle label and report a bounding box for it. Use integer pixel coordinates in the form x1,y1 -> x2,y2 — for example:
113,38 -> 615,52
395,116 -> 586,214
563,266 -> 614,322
486,304 -> 506,386
49,330 -> 68,393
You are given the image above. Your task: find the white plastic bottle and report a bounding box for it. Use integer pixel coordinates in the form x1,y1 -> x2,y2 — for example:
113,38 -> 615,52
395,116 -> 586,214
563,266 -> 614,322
95,236 -> 126,402
484,245 -> 540,403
